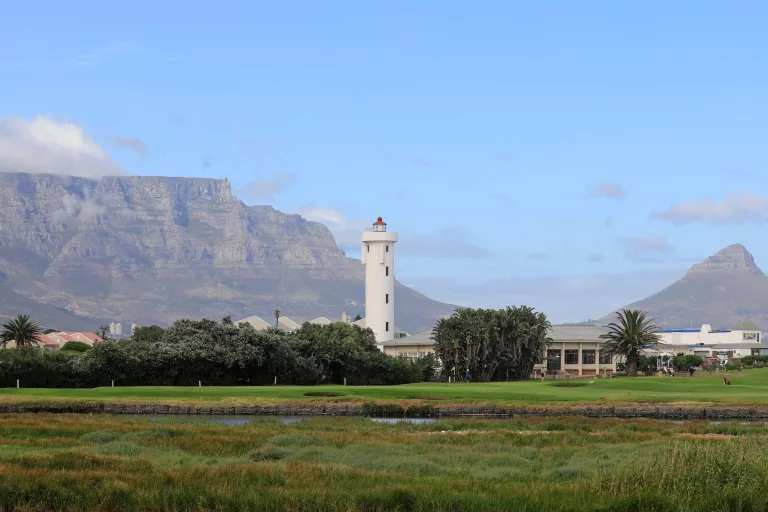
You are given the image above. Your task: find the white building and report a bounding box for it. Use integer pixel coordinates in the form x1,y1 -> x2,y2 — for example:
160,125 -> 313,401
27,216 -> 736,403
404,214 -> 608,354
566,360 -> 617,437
642,324 -> 765,362
361,216 -> 398,348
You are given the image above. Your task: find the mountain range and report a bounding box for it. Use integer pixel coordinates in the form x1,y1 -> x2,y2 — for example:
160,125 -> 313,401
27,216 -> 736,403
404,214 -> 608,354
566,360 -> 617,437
0,171 -> 765,334
0,172 -> 454,333
600,244 -> 768,330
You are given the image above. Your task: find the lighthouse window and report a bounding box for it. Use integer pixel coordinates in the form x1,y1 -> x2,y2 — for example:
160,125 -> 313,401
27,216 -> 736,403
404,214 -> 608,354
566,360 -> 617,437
386,245 -> 389,252
386,294 -> 389,304
386,322 -> 389,332
367,245 -> 369,252
386,266 -> 389,276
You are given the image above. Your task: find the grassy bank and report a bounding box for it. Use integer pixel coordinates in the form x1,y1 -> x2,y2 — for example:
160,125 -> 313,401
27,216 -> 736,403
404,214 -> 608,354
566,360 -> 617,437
1,369 -> 766,408
1,413 -> 767,511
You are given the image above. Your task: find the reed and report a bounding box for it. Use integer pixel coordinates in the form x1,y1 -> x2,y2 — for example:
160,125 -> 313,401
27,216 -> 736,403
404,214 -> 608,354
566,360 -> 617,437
1,413 -> 767,511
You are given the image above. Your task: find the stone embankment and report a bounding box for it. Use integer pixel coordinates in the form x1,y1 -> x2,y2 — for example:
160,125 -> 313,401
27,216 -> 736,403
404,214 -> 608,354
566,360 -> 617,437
3,401 -> 768,420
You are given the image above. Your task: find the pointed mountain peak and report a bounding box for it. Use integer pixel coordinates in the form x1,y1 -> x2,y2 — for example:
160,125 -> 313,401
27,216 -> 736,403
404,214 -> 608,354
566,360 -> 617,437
687,244 -> 763,275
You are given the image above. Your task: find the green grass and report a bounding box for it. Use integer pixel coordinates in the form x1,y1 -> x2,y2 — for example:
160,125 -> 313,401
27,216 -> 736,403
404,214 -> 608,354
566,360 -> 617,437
1,369 -> 767,407
1,413 -> 768,510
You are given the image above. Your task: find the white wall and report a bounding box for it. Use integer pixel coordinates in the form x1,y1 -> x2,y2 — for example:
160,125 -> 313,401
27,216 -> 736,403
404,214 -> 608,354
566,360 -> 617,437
660,326 -> 761,345
362,230 -> 398,344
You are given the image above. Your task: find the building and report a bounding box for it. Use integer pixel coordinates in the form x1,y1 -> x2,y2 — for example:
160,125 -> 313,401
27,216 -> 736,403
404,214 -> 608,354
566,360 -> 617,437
534,325 -> 618,376
379,330 -> 435,360
361,217 -> 398,346
4,331 -> 104,350
641,324 -> 766,362
235,313 -> 353,332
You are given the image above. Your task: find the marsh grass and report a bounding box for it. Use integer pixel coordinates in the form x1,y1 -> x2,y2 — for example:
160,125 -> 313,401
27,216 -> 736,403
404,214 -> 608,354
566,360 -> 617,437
2,413 -> 768,510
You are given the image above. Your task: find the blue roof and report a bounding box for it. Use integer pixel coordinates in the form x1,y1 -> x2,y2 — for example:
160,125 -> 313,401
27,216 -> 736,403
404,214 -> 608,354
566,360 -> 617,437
662,329 -> 731,333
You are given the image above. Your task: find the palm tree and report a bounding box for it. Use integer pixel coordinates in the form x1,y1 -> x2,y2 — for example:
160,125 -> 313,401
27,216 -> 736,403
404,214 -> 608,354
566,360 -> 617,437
274,308 -> 281,328
1,314 -> 43,348
600,309 -> 662,376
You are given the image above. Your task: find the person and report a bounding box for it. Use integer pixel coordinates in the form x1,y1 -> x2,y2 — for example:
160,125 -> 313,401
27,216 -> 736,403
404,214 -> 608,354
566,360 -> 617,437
689,367 -> 694,377
670,367 -> 675,377
465,368 -> 471,382
540,368 -> 545,382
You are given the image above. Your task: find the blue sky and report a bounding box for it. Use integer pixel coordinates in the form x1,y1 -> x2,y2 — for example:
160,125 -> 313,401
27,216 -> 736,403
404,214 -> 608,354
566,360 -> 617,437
1,1 -> 768,322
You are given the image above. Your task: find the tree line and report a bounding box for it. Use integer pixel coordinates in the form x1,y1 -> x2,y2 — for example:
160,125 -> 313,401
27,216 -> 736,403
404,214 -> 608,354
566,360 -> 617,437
0,317 -> 435,388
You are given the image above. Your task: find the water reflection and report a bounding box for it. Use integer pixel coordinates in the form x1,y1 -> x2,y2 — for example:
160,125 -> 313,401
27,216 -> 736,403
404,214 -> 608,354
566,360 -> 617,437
123,414 -> 439,426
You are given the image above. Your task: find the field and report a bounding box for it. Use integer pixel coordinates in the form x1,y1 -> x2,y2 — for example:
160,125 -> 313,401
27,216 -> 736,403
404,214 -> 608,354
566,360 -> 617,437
0,369 -> 766,407
1,413 -> 768,511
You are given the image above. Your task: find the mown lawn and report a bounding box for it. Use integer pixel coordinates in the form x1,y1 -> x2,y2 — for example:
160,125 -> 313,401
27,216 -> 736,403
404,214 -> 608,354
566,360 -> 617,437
0,413 -> 766,511
0,369 -> 765,406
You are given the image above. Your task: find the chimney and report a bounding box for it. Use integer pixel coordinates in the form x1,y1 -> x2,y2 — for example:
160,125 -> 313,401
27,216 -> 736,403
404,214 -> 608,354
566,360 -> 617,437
341,312 -> 349,323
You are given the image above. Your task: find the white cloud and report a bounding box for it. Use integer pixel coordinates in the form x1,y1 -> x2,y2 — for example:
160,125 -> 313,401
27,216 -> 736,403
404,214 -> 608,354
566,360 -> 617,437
54,190 -> 106,223
109,136 -> 147,156
296,206 -> 367,249
296,206 -> 490,258
651,192 -> 768,225
589,182 -> 627,199
399,226 -> 491,258
70,42 -> 140,67
241,172 -> 297,200
404,269 -> 684,324
618,235 -> 673,262
0,115 -> 125,178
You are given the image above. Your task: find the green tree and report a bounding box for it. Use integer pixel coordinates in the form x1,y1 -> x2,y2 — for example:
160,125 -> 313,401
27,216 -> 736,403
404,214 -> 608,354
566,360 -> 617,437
131,325 -> 166,344
61,341 -> 91,353
43,328 -> 58,335
353,313 -> 362,322
96,325 -> 110,341
1,314 -> 43,348
600,309 -> 662,376
432,306 -> 551,381
672,354 -> 703,371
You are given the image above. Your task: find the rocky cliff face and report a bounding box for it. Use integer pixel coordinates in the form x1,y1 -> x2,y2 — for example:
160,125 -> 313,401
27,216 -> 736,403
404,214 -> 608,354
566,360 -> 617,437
0,172 -> 453,332
600,244 -> 768,329
686,244 -> 763,275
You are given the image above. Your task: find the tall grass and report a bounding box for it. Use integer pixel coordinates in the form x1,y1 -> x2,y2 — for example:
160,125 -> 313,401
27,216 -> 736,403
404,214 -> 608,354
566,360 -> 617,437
1,414 -> 768,510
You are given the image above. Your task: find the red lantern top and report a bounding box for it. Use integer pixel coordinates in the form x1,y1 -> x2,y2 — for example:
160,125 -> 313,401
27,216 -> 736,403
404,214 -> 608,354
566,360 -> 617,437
372,217 -> 387,232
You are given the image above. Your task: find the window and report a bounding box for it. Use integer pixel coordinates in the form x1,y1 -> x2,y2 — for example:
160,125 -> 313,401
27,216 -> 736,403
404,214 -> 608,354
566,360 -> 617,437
565,350 -> 579,364
385,293 -> 389,304
599,352 -> 612,364
386,322 -> 389,332
547,349 -> 560,360
386,245 -> 389,252
582,350 -> 596,365
386,266 -> 389,276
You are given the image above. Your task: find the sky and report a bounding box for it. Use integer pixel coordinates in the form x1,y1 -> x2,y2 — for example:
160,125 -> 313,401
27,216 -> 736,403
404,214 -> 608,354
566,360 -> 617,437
1,1 -> 768,322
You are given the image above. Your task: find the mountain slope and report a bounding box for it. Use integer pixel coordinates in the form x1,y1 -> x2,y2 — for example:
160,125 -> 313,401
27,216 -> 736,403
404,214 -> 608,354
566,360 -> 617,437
0,172 -> 455,332
600,244 -> 768,329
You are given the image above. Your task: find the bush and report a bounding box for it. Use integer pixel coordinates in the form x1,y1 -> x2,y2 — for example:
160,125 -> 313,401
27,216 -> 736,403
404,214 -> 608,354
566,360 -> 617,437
61,341 -> 91,353
248,446 -> 289,461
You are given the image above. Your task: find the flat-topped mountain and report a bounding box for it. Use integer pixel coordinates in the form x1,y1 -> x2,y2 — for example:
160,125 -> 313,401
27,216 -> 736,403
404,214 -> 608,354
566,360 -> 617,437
600,244 -> 768,329
0,172 -> 454,332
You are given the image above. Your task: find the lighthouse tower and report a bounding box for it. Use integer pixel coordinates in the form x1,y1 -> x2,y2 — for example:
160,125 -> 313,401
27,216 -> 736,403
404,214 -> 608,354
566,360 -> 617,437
362,217 -> 398,346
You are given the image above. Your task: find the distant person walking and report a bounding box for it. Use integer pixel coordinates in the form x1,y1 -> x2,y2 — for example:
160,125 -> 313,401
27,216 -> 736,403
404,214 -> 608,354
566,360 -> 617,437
688,367 -> 695,377
465,369 -> 471,382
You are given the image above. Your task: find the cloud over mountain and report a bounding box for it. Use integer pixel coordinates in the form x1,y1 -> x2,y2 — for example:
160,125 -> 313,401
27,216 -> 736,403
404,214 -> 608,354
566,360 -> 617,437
0,115 -> 125,178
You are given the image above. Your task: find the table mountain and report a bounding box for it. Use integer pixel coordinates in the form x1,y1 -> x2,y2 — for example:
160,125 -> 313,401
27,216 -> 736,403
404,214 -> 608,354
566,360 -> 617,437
0,172 -> 455,332
599,244 -> 768,329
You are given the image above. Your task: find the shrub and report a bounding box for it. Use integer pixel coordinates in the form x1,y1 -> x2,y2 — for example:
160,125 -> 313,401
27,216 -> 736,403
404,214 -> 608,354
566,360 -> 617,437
61,341 -> 91,353
248,446 -> 289,461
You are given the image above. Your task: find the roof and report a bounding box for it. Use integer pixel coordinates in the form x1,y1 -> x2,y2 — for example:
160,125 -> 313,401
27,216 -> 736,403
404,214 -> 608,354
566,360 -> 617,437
550,325 -> 605,342
49,332 -> 103,344
35,334 -> 63,347
308,317 -> 332,326
378,330 -> 435,347
235,316 -> 272,330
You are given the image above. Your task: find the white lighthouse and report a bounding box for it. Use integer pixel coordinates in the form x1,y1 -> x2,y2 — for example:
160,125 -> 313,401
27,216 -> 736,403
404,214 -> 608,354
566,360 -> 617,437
362,216 -> 398,346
